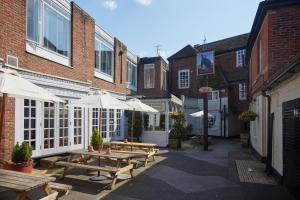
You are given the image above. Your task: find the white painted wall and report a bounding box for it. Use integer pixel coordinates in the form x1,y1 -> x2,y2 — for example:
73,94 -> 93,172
141,131 -> 169,147
249,94 -> 267,158
269,73 -> 300,175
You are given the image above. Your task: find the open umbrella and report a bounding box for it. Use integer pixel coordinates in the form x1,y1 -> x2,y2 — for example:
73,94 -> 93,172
189,110 -> 214,118
67,90 -> 133,181
126,98 -> 159,142
68,91 -> 132,110
0,68 -> 64,143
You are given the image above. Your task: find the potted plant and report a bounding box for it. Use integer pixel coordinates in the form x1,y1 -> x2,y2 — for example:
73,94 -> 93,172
169,111 -> 187,149
4,142 -> 33,173
238,111 -> 257,122
90,129 -> 103,151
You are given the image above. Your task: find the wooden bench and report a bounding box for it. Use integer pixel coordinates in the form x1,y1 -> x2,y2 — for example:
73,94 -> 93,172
111,150 -> 156,166
48,182 -> 72,196
39,191 -> 58,200
56,161 -> 134,189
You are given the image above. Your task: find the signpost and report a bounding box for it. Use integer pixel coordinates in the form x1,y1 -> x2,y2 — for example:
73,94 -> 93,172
199,86 -> 212,151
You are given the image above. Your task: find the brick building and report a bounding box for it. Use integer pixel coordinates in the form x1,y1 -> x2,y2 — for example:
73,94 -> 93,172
246,0 -> 300,196
0,0 -> 138,161
136,56 -> 182,146
168,33 -> 249,137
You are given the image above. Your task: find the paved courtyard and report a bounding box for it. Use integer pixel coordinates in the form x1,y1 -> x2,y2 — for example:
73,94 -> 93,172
0,139 -> 295,200
103,139 -> 295,200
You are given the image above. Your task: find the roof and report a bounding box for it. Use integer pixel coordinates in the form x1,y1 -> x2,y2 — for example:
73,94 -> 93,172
139,56 -> 168,66
167,45 -> 198,60
246,0 -> 300,63
194,33 -> 249,54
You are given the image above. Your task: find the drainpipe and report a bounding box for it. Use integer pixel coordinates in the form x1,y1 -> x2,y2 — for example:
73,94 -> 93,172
219,89 -> 223,137
223,105 -> 226,138
262,90 -> 272,175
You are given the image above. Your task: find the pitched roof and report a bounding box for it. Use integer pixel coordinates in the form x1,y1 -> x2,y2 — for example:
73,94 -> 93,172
167,45 -> 198,60
194,33 -> 249,54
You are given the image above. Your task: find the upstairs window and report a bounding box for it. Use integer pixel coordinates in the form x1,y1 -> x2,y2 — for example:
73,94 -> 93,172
144,64 -> 155,89
163,69 -> 167,91
207,90 -> 219,101
26,0 -> 71,57
239,83 -> 247,100
236,49 -> 246,67
127,60 -> 137,88
178,69 -> 189,89
95,36 -> 114,78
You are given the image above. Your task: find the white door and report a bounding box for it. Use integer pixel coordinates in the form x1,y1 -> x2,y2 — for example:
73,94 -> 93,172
71,107 -> 84,149
22,99 -> 40,157
41,102 -> 56,155
57,102 -> 70,152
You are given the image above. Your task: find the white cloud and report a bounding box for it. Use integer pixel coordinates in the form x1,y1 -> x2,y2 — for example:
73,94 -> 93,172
138,51 -> 149,58
135,0 -> 152,6
103,0 -> 117,11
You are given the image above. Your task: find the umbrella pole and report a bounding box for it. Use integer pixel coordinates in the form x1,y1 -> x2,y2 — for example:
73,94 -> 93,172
131,110 -> 135,142
0,93 -> 7,144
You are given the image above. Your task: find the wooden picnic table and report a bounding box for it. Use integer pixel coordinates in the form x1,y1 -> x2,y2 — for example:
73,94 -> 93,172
56,149 -> 136,189
0,168 -> 55,200
108,141 -> 159,166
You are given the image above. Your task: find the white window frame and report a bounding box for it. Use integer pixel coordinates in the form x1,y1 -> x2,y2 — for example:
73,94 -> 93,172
208,115 -> 216,129
259,39 -> 262,74
207,90 -> 219,101
94,35 -> 114,83
178,69 -> 190,89
25,0 -> 71,67
239,83 -> 247,100
236,49 -> 246,67
127,59 -> 137,91
144,64 -> 155,89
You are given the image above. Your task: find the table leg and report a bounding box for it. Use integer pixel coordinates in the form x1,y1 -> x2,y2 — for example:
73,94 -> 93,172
15,191 -> 28,200
43,183 -> 53,195
61,154 -> 74,179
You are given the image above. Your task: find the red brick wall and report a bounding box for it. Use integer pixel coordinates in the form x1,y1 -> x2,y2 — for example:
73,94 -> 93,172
169,56 -> 198,98
0,97 -> 15,164
92,38 -> 134,95
137,57 -> 168,98
249,5 -> 300,95
0,0 -> 135,163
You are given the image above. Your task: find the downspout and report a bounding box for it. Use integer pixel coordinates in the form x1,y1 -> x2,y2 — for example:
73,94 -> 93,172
219,89 -> 223,137
262,90 -> 272,175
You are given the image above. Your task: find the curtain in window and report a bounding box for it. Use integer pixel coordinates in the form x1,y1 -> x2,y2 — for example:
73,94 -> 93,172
44,5 -> 70,57
100,44 -> 113,76
27,0 -> 41,42
145,68 -> 154,88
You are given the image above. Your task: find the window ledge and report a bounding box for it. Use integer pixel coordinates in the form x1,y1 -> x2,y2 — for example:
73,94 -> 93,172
94,71 -> 114,83
26,41 -> 71,67
127,84 -> 137,91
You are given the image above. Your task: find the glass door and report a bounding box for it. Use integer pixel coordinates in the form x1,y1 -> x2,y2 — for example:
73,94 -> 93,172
57,102 -> 70,151
73,107 -> 83,149
41,102 -> 56,154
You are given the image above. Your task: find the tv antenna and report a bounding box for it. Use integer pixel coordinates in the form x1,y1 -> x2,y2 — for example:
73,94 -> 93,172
154,45 -> 162,56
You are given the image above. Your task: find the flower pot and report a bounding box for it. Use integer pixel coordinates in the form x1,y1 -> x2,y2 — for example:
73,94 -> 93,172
4,160 -> 33,173
169,139 -> 180,149
240,133 -> 250,148
93,144 -> 103,151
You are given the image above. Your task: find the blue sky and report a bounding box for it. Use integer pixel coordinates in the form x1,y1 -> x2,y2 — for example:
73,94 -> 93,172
73,0 -> 262,59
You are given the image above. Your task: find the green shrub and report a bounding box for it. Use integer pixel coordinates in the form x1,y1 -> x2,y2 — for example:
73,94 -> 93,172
186,123 -> 193,135
12,142 -> 32,163
91,129 -> 103,147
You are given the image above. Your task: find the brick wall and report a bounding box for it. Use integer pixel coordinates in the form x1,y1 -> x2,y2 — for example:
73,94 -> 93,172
0,97 -> 15,163
249,4 -> 300,95
137,57 -> 168,98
